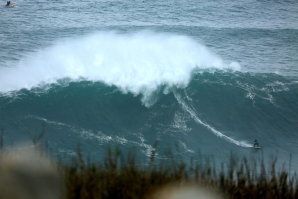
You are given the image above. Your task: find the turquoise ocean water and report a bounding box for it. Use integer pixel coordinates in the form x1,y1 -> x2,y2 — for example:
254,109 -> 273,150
1,0 -> 298,169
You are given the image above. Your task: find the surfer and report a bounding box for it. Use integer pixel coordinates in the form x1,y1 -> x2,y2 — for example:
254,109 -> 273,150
254,139 -> 259,147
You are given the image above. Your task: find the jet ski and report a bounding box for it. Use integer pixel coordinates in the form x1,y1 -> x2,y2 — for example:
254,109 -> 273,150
6,2 -> 14,7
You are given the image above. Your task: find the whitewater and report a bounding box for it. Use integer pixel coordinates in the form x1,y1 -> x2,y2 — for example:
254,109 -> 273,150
0,31 -> 241,106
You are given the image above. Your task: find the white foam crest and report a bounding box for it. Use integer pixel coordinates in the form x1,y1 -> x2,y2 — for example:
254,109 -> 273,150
0,31 -> 240,106
173,91 -> 251,148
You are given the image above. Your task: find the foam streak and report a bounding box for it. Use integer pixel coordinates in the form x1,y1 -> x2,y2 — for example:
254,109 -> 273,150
174,91 -> 251,147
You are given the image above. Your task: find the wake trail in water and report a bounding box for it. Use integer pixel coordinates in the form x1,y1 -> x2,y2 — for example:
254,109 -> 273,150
25,115 -> 72,128
173,91 -> 252,148
28,115 -> 155,157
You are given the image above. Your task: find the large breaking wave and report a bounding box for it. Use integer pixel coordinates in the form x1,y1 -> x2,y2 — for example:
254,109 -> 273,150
0,31 -> 240,106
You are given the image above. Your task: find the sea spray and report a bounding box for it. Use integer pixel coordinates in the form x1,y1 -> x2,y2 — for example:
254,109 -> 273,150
0,31 -> 240,106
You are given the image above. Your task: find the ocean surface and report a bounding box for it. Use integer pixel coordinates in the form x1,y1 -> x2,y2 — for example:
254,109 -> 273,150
1,0 -> 298,169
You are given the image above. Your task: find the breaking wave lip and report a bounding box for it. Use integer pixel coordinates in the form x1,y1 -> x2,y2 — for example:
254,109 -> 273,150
0,31 -> 241,106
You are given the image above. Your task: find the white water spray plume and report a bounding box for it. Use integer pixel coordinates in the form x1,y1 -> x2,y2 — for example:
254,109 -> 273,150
0,31 -> 241,106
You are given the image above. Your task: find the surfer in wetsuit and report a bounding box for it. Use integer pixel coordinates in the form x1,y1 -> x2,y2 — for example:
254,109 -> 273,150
6,1 -> 11,6
254,139 -> 259,147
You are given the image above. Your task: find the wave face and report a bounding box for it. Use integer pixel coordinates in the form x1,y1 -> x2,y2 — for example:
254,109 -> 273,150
0,30 -> 298,168
1,68 -> 298,165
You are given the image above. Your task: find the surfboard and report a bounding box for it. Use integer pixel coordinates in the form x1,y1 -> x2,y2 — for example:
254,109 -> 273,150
254,146 -> 261,149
